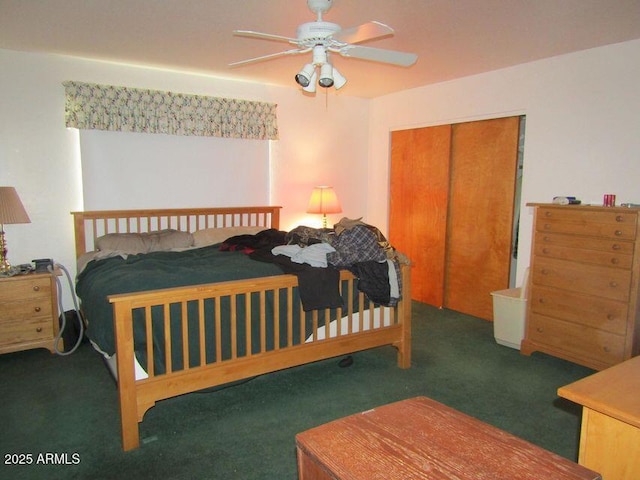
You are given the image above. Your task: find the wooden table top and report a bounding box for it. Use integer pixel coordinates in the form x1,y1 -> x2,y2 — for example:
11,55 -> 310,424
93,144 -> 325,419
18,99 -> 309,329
296,396 -> 601,479
558,355 -> 640,428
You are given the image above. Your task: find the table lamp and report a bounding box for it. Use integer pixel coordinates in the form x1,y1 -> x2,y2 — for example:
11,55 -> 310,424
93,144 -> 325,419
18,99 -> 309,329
307,186 -> 342,228
0,187 -> 31,273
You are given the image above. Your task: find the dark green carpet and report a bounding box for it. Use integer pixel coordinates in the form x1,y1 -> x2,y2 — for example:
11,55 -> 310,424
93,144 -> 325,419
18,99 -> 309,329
1,302 -> 594,479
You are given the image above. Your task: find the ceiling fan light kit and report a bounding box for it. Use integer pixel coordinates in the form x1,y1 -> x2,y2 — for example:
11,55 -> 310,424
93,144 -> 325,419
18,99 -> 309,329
230,0 -> 417,95
302,71 -> 318,93
318,63 -> 334,88
295,63 -> 316,87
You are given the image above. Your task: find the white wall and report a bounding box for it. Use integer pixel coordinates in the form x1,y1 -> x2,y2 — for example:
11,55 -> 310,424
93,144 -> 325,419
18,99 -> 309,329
3,39 -> 638,307
368,39 -> 640,286
0,49 -> 369,307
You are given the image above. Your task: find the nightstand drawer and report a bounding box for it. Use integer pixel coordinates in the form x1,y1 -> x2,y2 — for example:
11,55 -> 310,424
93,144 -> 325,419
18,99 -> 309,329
528,313 -> 625,366
0,276 -> 51,302
2,298 -> 53,319
0,317 -> 54,344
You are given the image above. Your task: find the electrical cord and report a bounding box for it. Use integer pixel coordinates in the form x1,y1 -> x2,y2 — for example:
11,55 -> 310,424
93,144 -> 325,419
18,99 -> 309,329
49,262 -> 85,356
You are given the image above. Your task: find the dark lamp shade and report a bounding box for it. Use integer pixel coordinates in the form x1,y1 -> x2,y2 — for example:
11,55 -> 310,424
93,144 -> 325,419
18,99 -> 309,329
0,187 -> 31,225
307,186 -> 342,214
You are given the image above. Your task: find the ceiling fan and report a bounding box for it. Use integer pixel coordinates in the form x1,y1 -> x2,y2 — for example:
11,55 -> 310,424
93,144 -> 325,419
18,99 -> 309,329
229,0 -> 418,93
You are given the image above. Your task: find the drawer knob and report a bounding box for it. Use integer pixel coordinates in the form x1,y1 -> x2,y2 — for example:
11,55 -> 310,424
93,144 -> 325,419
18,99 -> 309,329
536,327 -> 544,333
612,244 -> 621,250
607,314 -> 615,320
544,211 -> 552,217
34,306 -> 41,313
603,346 -> 611,353
33,285 -> 40,292
543,224 -> 551,230
610,258 -> 619,265
615,230 -> 623,236
543,236 -> 551,242
609,281 -> 618,288
616,215 -> 624,222
541,269 -> 550,275
538,297 -> 546,304
36,327 -> 42,333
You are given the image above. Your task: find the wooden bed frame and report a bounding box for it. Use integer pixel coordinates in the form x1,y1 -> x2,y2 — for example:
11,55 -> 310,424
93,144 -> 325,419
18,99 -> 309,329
72,206 -> 412,451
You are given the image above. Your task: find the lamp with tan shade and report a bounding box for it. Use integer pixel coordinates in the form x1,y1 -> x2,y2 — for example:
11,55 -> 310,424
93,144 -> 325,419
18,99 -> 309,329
307,186 -> 342,228
0,187 -> 31,274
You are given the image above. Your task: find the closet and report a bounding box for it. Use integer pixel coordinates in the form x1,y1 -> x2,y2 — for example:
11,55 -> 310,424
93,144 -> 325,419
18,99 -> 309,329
389,116 -> 521,320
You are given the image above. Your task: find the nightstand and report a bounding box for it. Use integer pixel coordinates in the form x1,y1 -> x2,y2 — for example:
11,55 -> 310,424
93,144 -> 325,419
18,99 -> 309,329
0,271 -> 60,354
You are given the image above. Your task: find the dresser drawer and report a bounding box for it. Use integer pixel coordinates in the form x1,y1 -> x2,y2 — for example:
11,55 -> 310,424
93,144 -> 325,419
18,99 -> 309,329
536,208 -> 637,240
0,276 -> 51,302
532,257 -> 632,302
538,207 -> 637,228
529,285 -> 627,335
534,231 -> 634,255
528,313 -> 625,366
533,234 -> 633,269
0,317 -> 54,345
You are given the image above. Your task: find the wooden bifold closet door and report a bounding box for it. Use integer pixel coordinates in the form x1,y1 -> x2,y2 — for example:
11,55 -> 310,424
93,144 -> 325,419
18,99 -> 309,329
389,116 -> 520,320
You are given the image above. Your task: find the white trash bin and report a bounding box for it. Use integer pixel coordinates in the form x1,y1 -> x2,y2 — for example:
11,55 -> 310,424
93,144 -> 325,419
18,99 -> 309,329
490,269 -> 528,349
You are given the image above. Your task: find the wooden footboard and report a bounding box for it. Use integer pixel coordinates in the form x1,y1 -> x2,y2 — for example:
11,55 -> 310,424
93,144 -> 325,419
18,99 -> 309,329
110,264 -> 411,451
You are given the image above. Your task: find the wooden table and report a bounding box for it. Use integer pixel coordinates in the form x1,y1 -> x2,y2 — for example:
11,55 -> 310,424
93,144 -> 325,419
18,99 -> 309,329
558,356 -> 640,480
296,396 -> 601,479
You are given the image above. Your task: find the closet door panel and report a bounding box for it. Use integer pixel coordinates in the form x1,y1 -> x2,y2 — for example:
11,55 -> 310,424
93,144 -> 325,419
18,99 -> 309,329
444,117 -> 520,319
389,125 -> 452,306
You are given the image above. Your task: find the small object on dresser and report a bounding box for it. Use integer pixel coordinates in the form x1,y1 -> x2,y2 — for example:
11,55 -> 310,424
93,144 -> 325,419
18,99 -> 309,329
603,194 -> 616,207
16,263 -> 33,274
33,258 -> 54,273
553,196 -> 581,205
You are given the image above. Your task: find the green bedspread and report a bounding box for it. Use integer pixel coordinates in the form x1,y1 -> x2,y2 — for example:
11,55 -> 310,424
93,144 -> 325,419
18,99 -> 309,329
76,245 -> 345,374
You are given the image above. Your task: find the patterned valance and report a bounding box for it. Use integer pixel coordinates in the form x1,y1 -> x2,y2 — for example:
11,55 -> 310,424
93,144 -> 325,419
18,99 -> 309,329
63,81 -> 278,140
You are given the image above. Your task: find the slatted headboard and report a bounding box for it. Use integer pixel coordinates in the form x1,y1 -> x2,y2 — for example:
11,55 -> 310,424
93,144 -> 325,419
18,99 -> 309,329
71,206 -> 282,258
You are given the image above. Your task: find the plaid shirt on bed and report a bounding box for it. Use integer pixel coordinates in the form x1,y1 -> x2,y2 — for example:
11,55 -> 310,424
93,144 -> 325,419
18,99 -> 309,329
326,225 -> 387,267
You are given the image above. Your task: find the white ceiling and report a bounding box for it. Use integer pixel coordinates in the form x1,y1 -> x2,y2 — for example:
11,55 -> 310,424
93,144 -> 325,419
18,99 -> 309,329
1,0 -> 640,98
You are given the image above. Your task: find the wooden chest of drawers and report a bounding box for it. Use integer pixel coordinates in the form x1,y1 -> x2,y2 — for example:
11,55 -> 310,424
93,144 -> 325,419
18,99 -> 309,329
0,271 -> 59,354
521,204 -> 640,370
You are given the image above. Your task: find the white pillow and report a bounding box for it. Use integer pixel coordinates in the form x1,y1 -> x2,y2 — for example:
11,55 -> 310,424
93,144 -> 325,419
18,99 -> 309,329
193,226 -> 266,247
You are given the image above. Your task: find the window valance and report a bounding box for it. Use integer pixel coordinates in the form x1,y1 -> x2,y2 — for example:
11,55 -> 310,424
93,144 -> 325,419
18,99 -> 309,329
63,81 -> 278,140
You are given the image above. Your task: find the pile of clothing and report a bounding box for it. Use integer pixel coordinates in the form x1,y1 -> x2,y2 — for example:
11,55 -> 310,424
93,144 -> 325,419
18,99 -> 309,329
222,218 -> 408,311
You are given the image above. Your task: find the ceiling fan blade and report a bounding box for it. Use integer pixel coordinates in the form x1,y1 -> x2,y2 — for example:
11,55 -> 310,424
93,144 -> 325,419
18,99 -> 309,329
333,21 -> 394,44
229,48 -> 305,68
338,45 -> 418,67
233,30 -> 299,45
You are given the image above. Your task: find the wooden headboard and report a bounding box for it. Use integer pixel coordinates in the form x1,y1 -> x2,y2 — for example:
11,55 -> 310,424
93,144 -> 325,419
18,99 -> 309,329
71,206 -> 282,258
